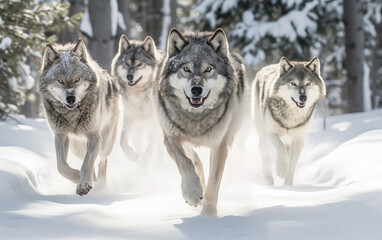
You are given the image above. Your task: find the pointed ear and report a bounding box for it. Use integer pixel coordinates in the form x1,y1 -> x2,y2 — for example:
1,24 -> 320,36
142,36 -> 156,59
279,56 -> 294,76
167,28 -> 188,58
73,38 -> 87,63
305,57 -> 321,76
207,28 -> 229,58
119,34 -> 131,54
42,43 -> 59,72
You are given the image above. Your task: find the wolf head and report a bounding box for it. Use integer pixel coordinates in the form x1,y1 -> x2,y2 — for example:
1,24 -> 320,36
160,28 -> 236,111
112,35 -> 157,88
39,39 -> 96,110
275,56 -> 326,109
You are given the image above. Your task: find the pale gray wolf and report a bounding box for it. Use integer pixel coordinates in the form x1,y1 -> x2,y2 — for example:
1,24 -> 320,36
252,57 -> 326,186
154,28 -> 248,217
38,39 -> 119,196
111,35 -> 163,160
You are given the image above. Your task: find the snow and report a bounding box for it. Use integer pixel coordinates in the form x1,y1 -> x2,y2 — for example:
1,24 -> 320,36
1,108 -> 382,239
0,16 -> 4,25
159,0 -> 171,50
0,37 -> 12,50
117,12 -> 126,31
80,6 -> 93,38
231,1 -> 319,66
110,0 -> 118,37
363,62 -> 372,111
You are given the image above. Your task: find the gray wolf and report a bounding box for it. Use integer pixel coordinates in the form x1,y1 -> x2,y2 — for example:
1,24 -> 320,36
111,35 -> 163,160
154,28 -> 248,217
38,39 -> 119,195
252,57 -> 326,185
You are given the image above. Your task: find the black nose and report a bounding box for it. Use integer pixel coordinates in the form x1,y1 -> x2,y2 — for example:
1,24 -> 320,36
191,86 -> 203,97
299,94 -> 307,102
66,95 -> 76,104
127,74 -> 134,81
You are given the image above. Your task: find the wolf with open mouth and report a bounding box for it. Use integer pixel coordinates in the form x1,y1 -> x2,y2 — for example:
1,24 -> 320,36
154,28 -> 248,217
38,39 -> 119,196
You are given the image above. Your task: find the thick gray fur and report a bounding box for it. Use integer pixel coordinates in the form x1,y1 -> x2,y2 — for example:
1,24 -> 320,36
38,39 -> 119,196
154,28 -> 248,217
252,56 -> 326,186
111,35 -> 164,160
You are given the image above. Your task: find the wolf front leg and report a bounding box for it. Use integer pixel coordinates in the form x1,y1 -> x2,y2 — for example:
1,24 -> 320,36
120,116 -> 138,160
55,133 -> 80,183
164,136 -> 203,207
269,134 -> 288,179
285,136 -> 305,186
77,132 -> 101,196
201,142 -> 229,217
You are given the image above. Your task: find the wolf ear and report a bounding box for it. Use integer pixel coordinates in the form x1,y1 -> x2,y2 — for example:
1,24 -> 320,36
305,57 -> 321,76
119,34 -> 131,54
142,36 -> 156,59
207,28 -> 229,58
279,57 -> 294,76
73,38 -> 87,63
42,44 -> 59,72
167,28 -> 188,58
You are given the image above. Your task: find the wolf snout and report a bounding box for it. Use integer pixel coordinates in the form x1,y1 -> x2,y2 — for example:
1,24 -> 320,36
191,86 -> 203,97
66,95 -> 76,104
299,94 -> 307,102
127,74 -> 134,81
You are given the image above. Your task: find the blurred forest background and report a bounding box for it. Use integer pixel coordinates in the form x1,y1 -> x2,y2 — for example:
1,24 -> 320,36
0,0 -> 381,120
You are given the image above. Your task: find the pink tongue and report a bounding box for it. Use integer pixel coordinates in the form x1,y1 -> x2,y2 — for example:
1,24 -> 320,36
191,98 -> 202,104
298,102 -> 305,106
66,103 -> 76,107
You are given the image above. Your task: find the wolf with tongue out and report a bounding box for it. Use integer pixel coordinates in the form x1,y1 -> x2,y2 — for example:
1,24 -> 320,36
154,28 -> 249,217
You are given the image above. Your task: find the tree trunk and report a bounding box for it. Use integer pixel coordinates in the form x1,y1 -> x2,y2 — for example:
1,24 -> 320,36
343,0 -> 365,113
370,20 -> 382,109
116,0 -> 131,55
59,0 -> 86,43
146,0 -> 163,44
88,0 -> 114,71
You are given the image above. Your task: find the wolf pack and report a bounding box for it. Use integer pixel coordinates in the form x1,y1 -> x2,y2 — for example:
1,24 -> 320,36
38,28 -> 326,217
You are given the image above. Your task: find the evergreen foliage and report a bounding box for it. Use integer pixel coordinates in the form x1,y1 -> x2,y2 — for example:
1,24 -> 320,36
0,0 -> 82,119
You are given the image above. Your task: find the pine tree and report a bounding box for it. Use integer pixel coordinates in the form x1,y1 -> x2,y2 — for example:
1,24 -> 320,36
0,0 -> 82,119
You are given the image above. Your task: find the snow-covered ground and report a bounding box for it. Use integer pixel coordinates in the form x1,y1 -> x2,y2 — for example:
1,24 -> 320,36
1,109 -> 382,239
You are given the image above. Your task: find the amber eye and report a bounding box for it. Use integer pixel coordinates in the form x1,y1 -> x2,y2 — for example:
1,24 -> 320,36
291,82 -> 297,86
183,66 -> 190,72
205,67 -> 212,72
57,79 -> 64,84
306,82 -> 311,86
137,62 -> 143,67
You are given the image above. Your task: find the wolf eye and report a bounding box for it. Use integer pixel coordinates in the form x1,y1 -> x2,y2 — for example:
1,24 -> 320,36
205,67 -> 212,72
74,78 -> 80,83
183,66 -> 190,72
137,62 -> 143,67
57,79 -> 64,84
306,82 -> 311,86
291,82 -> 297,86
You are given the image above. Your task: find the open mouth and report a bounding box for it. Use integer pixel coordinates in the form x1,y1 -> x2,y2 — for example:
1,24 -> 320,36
128,76 -> 142,86
186,91 -> 210,108
291,98 -> 306,109
64,103 -> 78,110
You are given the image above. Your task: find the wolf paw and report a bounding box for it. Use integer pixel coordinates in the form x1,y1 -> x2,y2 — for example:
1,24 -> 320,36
201,203 -> 218,217
181,172 -> 203,207
76,182 -> 92,196
264,174 -> 274,185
